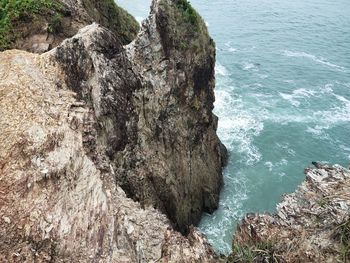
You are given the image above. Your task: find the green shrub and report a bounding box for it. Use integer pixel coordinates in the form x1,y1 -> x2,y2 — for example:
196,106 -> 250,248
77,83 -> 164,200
176,0 -> 199,26
48,12 -> 63,34
0,0 -> 62,50
159,0 -> 211,53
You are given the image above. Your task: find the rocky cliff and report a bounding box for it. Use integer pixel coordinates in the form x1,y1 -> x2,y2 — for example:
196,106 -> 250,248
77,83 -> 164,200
0,0 -> 226,261
122,0 -> 227,232
1,0 -> 349,262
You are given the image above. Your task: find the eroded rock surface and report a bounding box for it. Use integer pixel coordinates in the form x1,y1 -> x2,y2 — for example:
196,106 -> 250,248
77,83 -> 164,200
230,164 -> 350,263
122,0 -> 227,232
0,23 -> 220,262
0,0 -> 226,260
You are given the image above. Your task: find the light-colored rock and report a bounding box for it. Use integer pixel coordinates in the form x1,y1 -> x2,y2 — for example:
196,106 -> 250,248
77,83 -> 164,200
230,164 -> 350,262
0,10 -> 222,261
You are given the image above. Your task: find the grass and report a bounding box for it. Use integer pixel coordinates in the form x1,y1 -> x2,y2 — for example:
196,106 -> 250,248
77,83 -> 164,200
0,0 -> 139,50
334,219 -> 350,262
228,242 -> 282,263
0,0 -> 62,50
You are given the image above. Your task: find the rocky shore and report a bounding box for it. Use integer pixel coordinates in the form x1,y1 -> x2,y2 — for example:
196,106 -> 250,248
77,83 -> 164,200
228,163 -> 350,263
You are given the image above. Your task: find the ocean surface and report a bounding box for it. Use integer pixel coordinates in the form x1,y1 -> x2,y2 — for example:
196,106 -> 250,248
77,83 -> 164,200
116,0 -> 350,254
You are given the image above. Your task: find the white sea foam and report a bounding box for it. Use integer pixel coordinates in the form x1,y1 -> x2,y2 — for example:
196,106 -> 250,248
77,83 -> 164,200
321,83 -> 334,94
228,47 -> 237,53
264,159 -> 288,172
214,88 -> 264,165
215,63 -> 230,76
258,74 -> 269,79
199,173 -> 249,254
276,142 -> 296,156
283,50 -> 348,72
264,161 -> 274,171
279,93 -> 301,107
224,42 -> 237,53
242,62 -> 260,71
306,126 -> 325,136
311,93 -> 350,126
279,88 -> 316,107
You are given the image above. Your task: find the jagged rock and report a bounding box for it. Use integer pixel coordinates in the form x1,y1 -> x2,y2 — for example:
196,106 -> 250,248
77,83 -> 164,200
230,164 -> 350,263
50,1 -> 226,236
123,0 -> 227,233
0,0 -> 226,259
0,23 -> 220,261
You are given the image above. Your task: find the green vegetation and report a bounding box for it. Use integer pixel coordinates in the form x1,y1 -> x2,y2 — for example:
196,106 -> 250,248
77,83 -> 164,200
82,0 -> 139,44
334,219 -> 350,262
48,12 -> 63,34
0,0 -> 62,50
176,0 -> 199,26
227,242 -> 282,263
159,0 -> 212,53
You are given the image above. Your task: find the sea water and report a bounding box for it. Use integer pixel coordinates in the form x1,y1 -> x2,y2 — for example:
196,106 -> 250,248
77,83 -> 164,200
116,0 -> 350,254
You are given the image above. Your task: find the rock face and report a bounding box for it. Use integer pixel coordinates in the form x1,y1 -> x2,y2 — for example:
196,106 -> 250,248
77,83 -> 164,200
122,0 -> 227,232
0,0 -> 226,261
229,164 -> 350,263
0,24 -> 219,262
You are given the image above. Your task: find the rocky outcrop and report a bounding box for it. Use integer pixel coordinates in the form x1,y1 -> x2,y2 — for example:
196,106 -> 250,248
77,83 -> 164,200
51,0 -> 226,234
0,24 -> 220,262
0,0 -> 226,261
121,0 -> 227,233
229,164 -> 350,263
2,0 -> 139,53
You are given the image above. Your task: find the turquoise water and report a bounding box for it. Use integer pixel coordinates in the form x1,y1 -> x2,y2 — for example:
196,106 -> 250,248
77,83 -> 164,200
117,0 -> 350,254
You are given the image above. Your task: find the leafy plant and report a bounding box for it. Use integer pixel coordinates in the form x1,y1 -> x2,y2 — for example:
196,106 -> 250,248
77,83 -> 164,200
158,0 -> 211,53
48,12 -> 63,34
